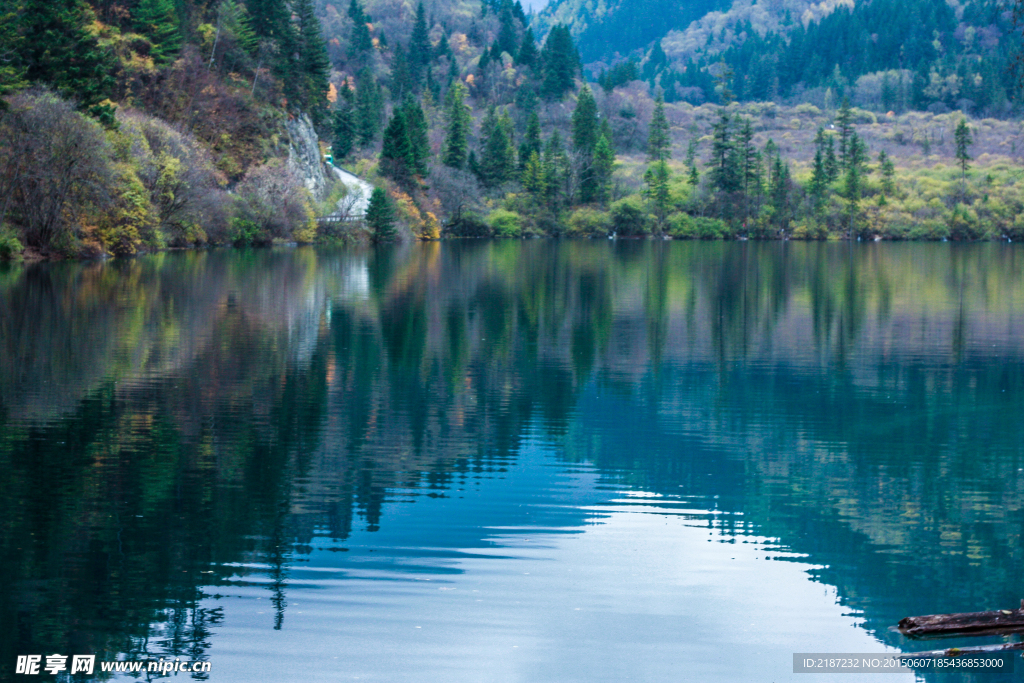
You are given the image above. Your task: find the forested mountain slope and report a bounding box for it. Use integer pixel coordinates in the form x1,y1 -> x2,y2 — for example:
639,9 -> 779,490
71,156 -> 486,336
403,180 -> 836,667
538,0 -> 1019,117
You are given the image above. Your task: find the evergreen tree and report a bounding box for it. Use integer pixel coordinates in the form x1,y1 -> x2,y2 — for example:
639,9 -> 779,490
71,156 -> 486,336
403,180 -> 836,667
434,33 -> 451,61
644,160 -> 671,226
0,3 -> 26,108
543,131 -> 569,208
684,134 -> 699,186
516,28 -> 538,68
366,187 -> 396,241
954,117 -> 972,200
810,140 -> 829,214
513,0 -> 528,26
497,3 -> 518,56
843,132 -> 868,236
391,44 -> 413,102
347,0 -> 373,60
134,0 -> 182,64
478,106 -> 516,186
355,68 -> 383,145
294,0 -> 331,121
333,93 -> 357,160
216,0 -> 258,63
518,110 -> 542,171
824,134 -> 839,182
709,110 -> 740,207
593,130 -> 616,204
836,97 -> 854,170
540,25 -> 578,100
522,150 -> 545,196
769,155 -> 790,229
402,97 -> 430,176
19,0 -> 117,113
381,109 -> 413,182
737,117 -> 759,218
572,85 -> 599,202
647,92 -> 670,162
443,82 -> 471,169
878,150 -> 895,197
409,2 -> 431,86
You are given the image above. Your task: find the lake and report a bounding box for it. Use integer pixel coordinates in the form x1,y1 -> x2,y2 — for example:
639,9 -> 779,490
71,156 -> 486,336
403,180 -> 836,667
2,241 -> 1023,681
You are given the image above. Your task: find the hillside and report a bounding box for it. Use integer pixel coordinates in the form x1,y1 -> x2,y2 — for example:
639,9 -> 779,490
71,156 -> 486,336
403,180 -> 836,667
2,0 -> 1023,260
538,0 -> 1019,118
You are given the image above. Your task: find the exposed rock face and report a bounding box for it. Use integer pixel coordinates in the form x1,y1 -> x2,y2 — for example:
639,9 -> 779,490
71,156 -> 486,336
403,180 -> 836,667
286,112 -> 326,202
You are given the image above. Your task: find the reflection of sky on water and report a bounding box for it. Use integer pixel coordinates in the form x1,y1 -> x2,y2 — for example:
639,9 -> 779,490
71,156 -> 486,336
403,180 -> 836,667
5,243 -> 1024,682
204,436 -> 894,683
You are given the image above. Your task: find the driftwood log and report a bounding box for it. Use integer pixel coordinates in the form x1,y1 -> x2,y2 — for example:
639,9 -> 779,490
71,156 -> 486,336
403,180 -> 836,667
899,600 -> 1024,637
908,642 -> 1024,657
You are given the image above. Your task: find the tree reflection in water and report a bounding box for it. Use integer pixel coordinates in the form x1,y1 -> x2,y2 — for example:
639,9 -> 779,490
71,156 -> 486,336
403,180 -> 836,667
2,242 -> 1024,672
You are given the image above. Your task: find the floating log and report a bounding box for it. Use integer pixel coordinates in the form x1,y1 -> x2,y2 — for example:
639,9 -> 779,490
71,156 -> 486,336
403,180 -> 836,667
899,600 -> 1024,637
909,642 -> 1024,658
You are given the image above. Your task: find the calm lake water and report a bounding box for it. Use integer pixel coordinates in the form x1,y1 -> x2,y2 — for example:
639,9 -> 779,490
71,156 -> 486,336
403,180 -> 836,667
2,241 -> 1024,682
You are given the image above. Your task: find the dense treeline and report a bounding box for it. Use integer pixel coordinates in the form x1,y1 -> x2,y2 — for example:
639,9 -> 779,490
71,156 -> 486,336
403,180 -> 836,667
650,0 -> 1018,117
537,0 -> 730,62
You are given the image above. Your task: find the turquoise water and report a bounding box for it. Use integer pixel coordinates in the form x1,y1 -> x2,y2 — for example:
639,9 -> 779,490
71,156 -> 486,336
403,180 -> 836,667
2,241 -> 1023,681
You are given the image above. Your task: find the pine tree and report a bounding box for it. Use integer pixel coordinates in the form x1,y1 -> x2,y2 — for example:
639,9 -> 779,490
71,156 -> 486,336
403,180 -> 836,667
824,134 -> 839,182
647,92 -> 670,162
134,0 -> 182,64
843,132 -> 867,236
878,150 -> 895,197
391,44 -> 412,102
355,68 -> 383,145
478,106 -> 516,186
709,110 -> 740,206
443,82 -> 471,169
381,109 -> 413,182
954,117 -> 972,201
20,0 -> 117,113
769,155 -> 790,229
516,28 -> 538,68
522,150 -> 545,196
294,0 -> 331,121
737,117 -> 759,218
402,97 -> 430,176
366,187 -> 396,241
518,110 -> 542,171
409,2 -> 431,87
333,96 -> 357,160
497,3 -> 518,57
543,131 -> 569,208
0,3 -> 26,108
217,0 -> 258,61
836,97 -> 854,170
348,0 -> 373,60
540,25 -> 578,100
810,143 -> 828,214
572,85 -> 599,202
644,160 -> 671,226
593,131 -> 616,204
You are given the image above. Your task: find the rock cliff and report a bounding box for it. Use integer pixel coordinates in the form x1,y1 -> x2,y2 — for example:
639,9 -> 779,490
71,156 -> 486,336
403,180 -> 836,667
286,112 -> 326,202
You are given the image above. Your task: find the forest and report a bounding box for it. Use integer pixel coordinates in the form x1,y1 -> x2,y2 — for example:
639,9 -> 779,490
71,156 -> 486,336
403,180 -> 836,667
1,0 -> 1023,258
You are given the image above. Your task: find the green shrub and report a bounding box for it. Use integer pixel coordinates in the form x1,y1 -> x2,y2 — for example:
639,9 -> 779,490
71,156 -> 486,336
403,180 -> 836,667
229,217 -> 262,246
487,209 -> 523,238
610,197 -> 652,236
666,213 -> 730,239
0,228 -> 24,260
566,207 -> 612,236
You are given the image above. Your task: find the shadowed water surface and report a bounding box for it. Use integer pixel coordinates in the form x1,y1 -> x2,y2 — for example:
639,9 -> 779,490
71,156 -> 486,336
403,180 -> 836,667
2,242 -> 1024,681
